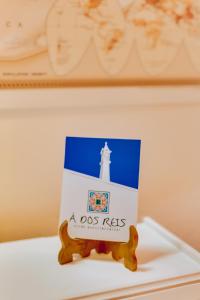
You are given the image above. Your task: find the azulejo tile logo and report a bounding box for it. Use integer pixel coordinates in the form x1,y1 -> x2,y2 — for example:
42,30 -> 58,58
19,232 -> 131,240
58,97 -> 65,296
88,191 -> 110,214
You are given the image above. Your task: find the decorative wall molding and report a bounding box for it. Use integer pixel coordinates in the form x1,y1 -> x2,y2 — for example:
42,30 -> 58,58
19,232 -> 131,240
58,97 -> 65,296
0,86 -> 200,111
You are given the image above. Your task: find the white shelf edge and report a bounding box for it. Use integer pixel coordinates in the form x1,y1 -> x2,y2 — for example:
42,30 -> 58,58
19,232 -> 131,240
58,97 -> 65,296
69,275 -> 200,300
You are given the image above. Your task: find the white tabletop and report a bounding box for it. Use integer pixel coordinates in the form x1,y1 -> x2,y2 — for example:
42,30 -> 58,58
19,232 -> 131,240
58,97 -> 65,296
0,218 -> 199,300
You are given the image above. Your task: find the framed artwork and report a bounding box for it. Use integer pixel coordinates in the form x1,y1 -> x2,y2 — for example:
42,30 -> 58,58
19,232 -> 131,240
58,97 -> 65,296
1,0 -> 200,88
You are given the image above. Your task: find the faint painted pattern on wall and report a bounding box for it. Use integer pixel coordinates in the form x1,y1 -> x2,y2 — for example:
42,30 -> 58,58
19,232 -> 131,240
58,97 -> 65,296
0,0 -> 200,80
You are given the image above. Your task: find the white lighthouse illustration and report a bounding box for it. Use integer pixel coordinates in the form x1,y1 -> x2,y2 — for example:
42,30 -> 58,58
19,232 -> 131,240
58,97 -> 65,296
99,142 -> 112,182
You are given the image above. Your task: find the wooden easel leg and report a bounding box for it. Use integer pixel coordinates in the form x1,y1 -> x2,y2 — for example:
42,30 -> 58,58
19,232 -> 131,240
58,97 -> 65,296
59,248 -> 73,265
124,253 -> 137,271
58,221 -> 73,264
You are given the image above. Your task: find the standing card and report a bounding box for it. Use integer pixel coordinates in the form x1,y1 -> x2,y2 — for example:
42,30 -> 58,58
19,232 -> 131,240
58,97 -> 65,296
60,137 -> 141,242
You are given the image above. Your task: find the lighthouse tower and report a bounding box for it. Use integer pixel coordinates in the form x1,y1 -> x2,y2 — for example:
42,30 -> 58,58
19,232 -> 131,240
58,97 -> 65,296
99,142 -> 112,182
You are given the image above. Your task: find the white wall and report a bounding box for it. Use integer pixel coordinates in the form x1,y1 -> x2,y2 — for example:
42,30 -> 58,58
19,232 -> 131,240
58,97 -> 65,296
0,87 -> 200,251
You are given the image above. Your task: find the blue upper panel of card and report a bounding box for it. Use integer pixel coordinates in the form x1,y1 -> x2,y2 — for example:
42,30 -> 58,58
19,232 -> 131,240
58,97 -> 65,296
64,137 -> 141,189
